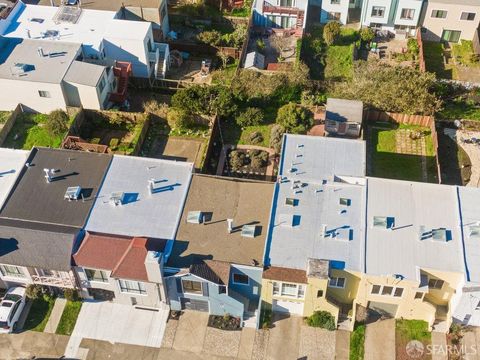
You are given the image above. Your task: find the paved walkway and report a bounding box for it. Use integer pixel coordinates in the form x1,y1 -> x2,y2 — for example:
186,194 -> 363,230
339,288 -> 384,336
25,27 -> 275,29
364,319 -> 396,360
431,332 -> 448,360
0,332 -> 69,359
44,297 -> 66,334
335,330 -> 351,360
461,327 -> 480,359
396,129 -> 428,182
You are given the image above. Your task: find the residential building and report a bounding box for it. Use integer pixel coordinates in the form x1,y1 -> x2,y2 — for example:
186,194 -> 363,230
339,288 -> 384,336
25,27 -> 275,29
0,37 -> 126,113
0,148 -> 29,210
0,147 -> 112,290
0,1 -> 169,81
80,155 -> 193,307
324,98 -> 363,138
165,175 -> 274,328
30,0 -> 170,40
419,0 -> 480,42
253,0 -> 308,32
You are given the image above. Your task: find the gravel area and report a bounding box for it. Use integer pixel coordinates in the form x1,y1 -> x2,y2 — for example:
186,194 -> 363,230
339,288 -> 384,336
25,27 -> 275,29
161,319 -> 178,349
445,128 -> 480,187
299,325 -> 336,360
251,330 -> 269,360
202,327 -> 242,358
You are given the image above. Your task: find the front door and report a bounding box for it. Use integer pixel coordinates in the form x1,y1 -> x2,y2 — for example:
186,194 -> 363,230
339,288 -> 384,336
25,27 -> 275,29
441,30 -> 461,43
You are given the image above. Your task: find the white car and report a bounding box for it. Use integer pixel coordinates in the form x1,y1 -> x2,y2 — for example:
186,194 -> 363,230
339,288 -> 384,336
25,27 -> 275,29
0,287 -> 26,333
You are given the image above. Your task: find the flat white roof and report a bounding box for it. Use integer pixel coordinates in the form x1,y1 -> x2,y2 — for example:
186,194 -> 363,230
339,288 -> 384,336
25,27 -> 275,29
365,177 -> 465,281
85,155 -> 193,240
0,148 -> 29,210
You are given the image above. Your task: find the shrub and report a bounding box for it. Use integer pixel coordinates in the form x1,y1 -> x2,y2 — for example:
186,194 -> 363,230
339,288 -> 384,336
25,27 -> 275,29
250,150 -> 268,169
197,30 -> 222,46
360,27 -> 375,43
301,90 -> 327,106
249,131 -> 264,144
45,109 -> 69,136
167,107 -> 192,129
63,288 -> 79,302
228,24 -> 248,48
323,21 -> 341,45
269,124 -> 285,153
236,107 -> 264,127
407,38 -> 419,55
109,138 -> 119,150
306,311 -> 336,330
143,100 -> 168,117
256,39 -> 266,54
26,284 -> 43,300
276,102 -> 313,134
229,150 -> 246,171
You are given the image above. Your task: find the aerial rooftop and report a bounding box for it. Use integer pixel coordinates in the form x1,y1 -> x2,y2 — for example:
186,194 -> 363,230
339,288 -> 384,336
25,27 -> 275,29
0,37 -> 80,83
168,175 -> 274,268
32,0 -> 162,11
0,148 -> 28,210
365,177 -> 465,281
64,60 -> 106,86
326,98 -> 363,123
85,155 -> 193,239
0,147 -> 112,228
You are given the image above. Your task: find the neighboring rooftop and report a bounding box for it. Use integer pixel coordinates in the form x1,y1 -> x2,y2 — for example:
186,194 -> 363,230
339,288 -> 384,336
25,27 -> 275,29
0,218 -> 78,271
168,175 -> 274,268
31,0 -> 162,11
365,177 -> 465,281
63,60 -> 105,86
424,0 -> 480,6
0,147 -> 112,228
85,155 -> 193,239
0,37 -> 80,83
73,232 -> 166,282
279,134 -> 366,181
326,98 -> 363,124
189,260 -> 231,285
0,148 -> 28,210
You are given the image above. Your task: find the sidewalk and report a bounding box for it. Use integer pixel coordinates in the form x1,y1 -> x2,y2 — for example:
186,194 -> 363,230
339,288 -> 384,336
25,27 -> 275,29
44,298 -> 66,334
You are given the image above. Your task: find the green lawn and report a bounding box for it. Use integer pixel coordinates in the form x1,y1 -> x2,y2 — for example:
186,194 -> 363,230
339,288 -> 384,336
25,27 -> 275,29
452,40 -> 480,67
370,123 -> 438,183
350,324 -> 366,360
395,319 -> 432,359
23,295 -> 56,332
56,301 -> 82,336
325,44 -> 354,81
3,113 -> 70,149
422,41 -> 454,79
437,99 -> 480,121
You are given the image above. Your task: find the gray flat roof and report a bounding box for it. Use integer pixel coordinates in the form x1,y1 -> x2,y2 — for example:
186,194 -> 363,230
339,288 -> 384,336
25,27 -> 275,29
458,186 -> 480,284
63,60 -> 105,86
326,98 -> 363,123
0,37 -> 80,83
33,0 -> 162,10
279,134 -> 366,181
365,177 -> 465,281
168,175 -> 274,268
85,155 -> 193,239
0,148 -> 112,227
0,148 -> 29,210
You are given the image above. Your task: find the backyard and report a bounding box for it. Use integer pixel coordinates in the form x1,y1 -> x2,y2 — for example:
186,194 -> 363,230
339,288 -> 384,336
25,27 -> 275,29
395,319 -> 432,360
3,112 -> 72,150
367,122 -> 438,183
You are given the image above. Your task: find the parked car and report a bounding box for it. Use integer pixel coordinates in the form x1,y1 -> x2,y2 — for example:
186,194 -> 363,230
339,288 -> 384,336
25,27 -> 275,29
0,287 -> 26,333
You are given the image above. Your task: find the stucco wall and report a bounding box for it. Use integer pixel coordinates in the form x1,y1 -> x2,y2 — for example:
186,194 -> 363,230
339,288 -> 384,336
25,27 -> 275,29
320,0 -> 350,24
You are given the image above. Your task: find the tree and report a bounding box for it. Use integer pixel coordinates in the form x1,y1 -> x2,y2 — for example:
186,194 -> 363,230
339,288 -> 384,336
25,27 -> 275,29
228,24 -> 248,48
236,107 -> 264,127
269,124 -> 285,153
276,103 -> 313,134
360,27 -> 375,43
197,30 -> 222,46
218,50 -> 231,69
332,60 -> 441,115
229,150 -> 246,171
249,149 -> 269,169
171,85 -> 237,117
46,109 -> 69,136
167,107 -> 192,129
323,21 -> 341,45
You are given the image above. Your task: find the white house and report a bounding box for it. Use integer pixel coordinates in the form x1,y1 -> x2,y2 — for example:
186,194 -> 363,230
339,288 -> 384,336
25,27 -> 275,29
253,0 -> 308,32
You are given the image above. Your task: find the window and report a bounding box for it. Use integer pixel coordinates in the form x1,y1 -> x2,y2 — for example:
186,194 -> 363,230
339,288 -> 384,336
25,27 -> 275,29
280,0 -> 293,6
84,268 -> 108,283
98,77 -> 106,93
280,16 -> 291,28
118,279 -> 146,295
371,6 -> 385,17
273,282 -> 305,298
428,278 -> 444,289
298,284 -> 305,298
329,277 -> 346,288
273,281 -> 280,295
400,8 -> 415,20
461,12 -> 475,21
431,10 -> 447,18
281,283 -> 298,296
414,292 -> 424,300
160,5 -> 167,21
233,273 -> 249,285
441,30 -> 461,43
0,265 -> 24,278
394,288 -> 404,297
218,285 -> 226,294
382,286 -> 393,295
328,12 -> 341,21
330,0 -> 340,4
182,279 -> 203,294
371,285 -> 381,294
317,290 -> 324,298
38,90 -> 51,98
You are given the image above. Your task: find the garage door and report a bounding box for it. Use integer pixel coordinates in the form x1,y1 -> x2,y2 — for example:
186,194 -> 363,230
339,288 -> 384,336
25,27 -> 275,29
272,299 -> 304,315
181,298 -> 209,312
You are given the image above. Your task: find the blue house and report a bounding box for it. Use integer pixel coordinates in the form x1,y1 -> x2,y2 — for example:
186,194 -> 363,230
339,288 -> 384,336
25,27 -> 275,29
164,174 -> 274,328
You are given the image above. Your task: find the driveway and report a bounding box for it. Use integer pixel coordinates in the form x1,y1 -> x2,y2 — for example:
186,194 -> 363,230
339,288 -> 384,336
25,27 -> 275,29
65,301 -> 169,357
364,319 -> 396,360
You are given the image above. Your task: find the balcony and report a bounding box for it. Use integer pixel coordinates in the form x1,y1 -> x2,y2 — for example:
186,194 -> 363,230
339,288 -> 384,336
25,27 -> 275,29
263,1 -> 300,15
31,274 -> 75,288
109,61 -> 132,103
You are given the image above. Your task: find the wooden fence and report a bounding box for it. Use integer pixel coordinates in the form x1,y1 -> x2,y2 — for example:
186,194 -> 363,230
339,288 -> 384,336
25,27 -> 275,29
416,28 -> 426,73
0,104 -> 22,146
201,115 -> 219,173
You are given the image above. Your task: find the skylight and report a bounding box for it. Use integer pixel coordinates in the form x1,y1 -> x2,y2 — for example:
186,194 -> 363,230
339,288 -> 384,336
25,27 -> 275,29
339,198 -> 351,206
432,228 -> 448,242
470,225 -> 480,239
187,211 -> 203,224
110,191 -> 125,206
241,225 -> 257,238
373,216 -> 395,229
64,186 -> 82,201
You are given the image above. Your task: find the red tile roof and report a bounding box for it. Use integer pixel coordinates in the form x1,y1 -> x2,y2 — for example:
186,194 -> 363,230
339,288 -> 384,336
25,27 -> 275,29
73,232 -> 165,282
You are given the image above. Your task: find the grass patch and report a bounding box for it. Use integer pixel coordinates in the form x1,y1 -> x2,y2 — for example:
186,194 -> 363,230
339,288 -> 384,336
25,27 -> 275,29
0,111 -> 12,124
325,44 -> 354,81
423,41 -> 454,79
3,113 -> 70,150
452,40 -> 480,67
395,319 -> 432,359
369,123 -> 438,182
23,295 -> 56,332
350,324 -> 366,360
437,99 -> 480,121
56,301 -> 82,336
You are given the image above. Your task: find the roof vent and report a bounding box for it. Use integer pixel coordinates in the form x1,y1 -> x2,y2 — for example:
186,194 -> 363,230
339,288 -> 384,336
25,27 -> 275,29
339,198 -> 351,206
110,192 -> 125,206
373,216 -> 395,229
470,226 -> 480,239
148,178 -> 166,194
432,228 -> 448,242
37,47 -> 45,57
241,225 -> 257,238
64,186 -> 82,201
43,168 -> 56,182
285,197 -> 297,206
187,211 -> 203,224
227,219 -> 234,233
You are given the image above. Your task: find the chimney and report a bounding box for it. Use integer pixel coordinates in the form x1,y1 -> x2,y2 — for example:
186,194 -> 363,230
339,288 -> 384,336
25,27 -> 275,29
227,219 -> 233,233
37,47 -> 45,57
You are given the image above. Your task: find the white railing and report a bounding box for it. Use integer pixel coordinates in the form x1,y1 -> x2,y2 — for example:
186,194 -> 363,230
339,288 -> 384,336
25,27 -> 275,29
31,275 -> 75,288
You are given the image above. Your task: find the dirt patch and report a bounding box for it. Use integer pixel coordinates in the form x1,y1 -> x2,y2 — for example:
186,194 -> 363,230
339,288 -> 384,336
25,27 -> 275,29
440,128 -> 473,186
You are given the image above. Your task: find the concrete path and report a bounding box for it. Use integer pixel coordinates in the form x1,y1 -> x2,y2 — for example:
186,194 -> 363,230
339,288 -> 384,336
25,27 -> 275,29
265,313 -> 302,360
44,298 -> 66,334
364,319 -> 396,360
431,332 -> 448,360
335,330 -> 351,360
462,327 -> 480,360
0,332 -> 69,359
172,310 -> 209,353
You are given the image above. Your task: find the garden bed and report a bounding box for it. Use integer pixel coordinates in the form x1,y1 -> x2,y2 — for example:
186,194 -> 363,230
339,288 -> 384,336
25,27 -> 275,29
23,294 -> 56,332
224,147 -> 272,180
350,324 -> 366,360
207,314 -> 241,331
